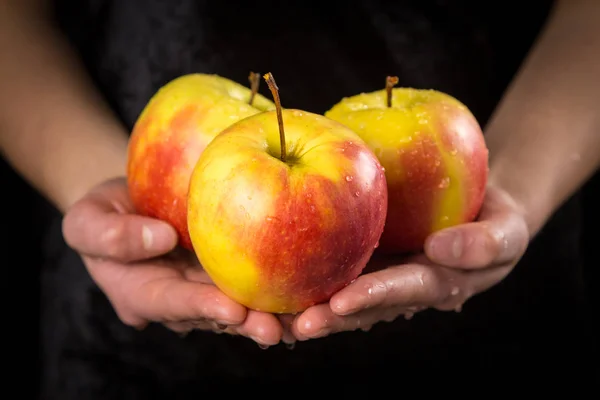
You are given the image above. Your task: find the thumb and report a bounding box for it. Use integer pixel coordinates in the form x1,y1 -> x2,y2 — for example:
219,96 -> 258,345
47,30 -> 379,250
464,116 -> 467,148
62,193 -> 178,262
424,187 -> 529,269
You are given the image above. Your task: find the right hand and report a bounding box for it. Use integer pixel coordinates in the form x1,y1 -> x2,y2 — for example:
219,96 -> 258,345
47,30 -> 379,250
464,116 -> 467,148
62,177 -> 285,347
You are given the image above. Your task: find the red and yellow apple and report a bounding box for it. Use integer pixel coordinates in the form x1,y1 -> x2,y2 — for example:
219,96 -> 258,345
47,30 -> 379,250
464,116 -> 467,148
325,77 -> 488,255
187,73 -> 388,314
127,73 -> 274,250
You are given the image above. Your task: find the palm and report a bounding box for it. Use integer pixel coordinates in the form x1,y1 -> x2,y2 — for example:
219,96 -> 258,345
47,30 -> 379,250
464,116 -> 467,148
63,177 -> 286,346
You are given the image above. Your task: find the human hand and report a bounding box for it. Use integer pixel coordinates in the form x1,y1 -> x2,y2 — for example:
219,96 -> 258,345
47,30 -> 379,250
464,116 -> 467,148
62,177 -> 284,347
289,185 -> 530,340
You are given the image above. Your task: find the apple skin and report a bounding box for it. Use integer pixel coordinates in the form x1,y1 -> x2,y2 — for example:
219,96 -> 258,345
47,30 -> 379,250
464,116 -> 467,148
187,109 -> 388,314
325,88 -> 488,255
127,73 -> 275,250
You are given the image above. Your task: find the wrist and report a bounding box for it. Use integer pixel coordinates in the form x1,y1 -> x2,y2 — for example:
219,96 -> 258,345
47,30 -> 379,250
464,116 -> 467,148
487,157 -> 554,239
57,133 -> 129,212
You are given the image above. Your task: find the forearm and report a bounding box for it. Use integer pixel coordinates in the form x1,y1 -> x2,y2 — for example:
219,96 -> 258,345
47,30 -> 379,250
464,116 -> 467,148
485,0 -> 600,237
0,2 -> 129,213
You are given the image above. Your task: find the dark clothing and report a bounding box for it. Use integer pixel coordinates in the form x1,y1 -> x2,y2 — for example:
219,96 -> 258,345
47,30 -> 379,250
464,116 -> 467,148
35,0 -> 596,397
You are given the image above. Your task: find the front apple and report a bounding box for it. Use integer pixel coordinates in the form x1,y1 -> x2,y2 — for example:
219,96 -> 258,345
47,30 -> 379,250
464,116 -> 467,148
326,78 -> 488,254
187,74 -> 388,314
127,73 -> 274,250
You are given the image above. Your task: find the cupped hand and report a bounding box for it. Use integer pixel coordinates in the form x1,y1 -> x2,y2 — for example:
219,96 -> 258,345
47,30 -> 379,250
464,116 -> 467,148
289,185 -> 530,340
62,177 -> 284,347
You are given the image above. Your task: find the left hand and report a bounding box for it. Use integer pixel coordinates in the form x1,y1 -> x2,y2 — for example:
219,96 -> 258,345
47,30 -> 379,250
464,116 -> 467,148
289,185 -> 530,341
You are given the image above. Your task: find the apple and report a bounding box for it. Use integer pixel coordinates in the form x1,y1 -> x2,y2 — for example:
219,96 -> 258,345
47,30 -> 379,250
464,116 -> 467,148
186,73 -> 388,314
127,72 -> 275,250
325,76 -> 489,255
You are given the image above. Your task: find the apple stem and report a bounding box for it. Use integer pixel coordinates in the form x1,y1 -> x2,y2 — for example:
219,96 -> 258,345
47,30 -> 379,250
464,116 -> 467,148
248,71 -> 260,105
386,76 -> 399,107
263,72 -> 287,162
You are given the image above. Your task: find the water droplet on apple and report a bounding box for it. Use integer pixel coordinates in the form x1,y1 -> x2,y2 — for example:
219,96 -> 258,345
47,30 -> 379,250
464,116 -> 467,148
441,216 -> 449,222
266,217 -> 273,222
438,177 -> 450,189
354,191 -> 360,197
418,119 -> 428,124
434,160 -> 441,167
345,175 -> 354,182
310,205 -> 316,213
450,149 -> 458,156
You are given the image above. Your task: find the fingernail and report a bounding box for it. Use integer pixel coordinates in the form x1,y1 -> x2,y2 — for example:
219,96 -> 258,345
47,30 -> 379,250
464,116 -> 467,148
429,231 -> 463,261
142,225 -> 153,250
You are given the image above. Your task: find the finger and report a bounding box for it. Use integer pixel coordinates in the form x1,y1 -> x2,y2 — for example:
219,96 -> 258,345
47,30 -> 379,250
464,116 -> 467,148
424,190 -> 529,269
164,319 -> 232,336
235,311 -> 284,347
63,195 -> 178,262
132,278 -> 247,326
277,314 -> 297,345
329,263 -> 466,316
291,303 -> 411,340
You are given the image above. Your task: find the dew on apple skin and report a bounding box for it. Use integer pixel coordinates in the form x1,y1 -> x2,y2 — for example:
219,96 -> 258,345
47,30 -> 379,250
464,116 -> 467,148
374,241 -> 380,249
438,177 -> 450,189
345,175 -> 354,182
354,191 -> 360,197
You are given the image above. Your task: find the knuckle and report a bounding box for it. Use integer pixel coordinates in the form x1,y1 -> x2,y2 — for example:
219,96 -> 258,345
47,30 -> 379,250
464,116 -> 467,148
361,274 -> 390,306
408,265 -> 440,303
183,288 -> 212,319
101,220 -> 131,261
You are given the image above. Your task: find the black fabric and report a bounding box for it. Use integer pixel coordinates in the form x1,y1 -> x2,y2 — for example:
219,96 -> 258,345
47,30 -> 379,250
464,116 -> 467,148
32,0 -> 596,397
